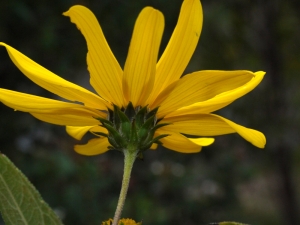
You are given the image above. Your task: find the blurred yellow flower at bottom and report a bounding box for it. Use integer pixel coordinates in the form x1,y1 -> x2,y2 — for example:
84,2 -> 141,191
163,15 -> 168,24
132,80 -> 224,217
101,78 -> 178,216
102,218 -> 142,225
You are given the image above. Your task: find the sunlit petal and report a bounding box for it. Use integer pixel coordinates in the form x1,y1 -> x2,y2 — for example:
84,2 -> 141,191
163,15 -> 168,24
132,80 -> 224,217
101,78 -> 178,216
123,7 -> 164,106
147,0 -> 203,105
63,6 -> 124,107
189,137 -> 214,146
166,71 -> 265,117
155,130 -> 203,153
74,137 -> 110,156
157,70 -> 256,117
66,125 -> 108,140
0,42 -> 107,109
161,114 -> 266,148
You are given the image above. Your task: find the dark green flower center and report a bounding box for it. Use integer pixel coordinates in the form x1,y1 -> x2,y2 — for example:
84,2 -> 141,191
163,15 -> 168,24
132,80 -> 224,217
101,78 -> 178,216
96,102 -> 168,155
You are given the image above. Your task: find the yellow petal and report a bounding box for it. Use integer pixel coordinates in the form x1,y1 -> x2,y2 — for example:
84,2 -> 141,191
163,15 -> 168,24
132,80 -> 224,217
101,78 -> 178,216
66,126 -> 95,140
0,42 -> 107,109
166,71 -> 265,117
123,7 -> 164,106
0,88 -> 102,115
155,130 -> 203,153
66,125 -> 108,140
74,137 -> 110,156
161,114 -> 266,148
31,112 -> 100,126
150,143 -> 158,150
189,137 -> 215,146
147,0 -> 203,105
63,6 -> 124,107
157,70 -> 256,118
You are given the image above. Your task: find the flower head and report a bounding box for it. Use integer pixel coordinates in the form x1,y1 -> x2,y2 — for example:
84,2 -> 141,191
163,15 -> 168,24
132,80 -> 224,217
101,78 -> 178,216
0,0 -> 266,155
102,218 -> 141,225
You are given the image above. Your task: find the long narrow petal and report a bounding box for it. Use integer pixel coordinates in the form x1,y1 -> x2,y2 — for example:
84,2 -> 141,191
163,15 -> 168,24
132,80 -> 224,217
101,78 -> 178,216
0,42 -> 107,109
66,125 -> 108,140
31,112 -> 100,126
63,6 -> 124,107
74,137 -> 110,156
155,130 -> 205,153
0,88 -> 104,126
160,114 -> 266,148
165,71 -> 265,117
0,88 -> 102,115
123,7 -> 164,106
157,70 -> 256,118
147,0 -> 203,105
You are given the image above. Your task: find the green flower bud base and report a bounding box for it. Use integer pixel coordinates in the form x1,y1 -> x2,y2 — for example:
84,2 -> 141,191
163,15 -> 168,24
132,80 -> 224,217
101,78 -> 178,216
96,102 -> 168,154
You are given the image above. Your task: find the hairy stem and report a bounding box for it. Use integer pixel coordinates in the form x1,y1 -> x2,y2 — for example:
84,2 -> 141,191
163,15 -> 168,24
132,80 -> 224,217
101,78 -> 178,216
112,149 -> 137,225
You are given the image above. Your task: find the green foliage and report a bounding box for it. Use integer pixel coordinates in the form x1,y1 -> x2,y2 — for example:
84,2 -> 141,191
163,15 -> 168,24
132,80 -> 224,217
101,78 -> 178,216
0,154 -> 63,225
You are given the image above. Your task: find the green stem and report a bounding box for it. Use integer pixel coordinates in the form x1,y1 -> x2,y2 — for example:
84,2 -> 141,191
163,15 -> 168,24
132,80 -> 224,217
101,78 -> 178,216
112,148 -> 137,225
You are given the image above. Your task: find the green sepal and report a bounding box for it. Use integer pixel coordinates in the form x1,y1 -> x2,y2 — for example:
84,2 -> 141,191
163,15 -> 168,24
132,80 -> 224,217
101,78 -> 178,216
124,102 -> 136,122
135,105 -> 148,128
129,121 -> 139,145
146,106 -> 159,120
116,106 -> 131,124
96,117 -> 114,127
115,106 -> 131,140
151,123 -> 169,132
107,135 -> 122,150
112,105 -> 121,130
104,122 -> 127,148
141,115 -> 156,130
152,134 -> 169,144
140,134 -> 169,151
136,115 -> 155,143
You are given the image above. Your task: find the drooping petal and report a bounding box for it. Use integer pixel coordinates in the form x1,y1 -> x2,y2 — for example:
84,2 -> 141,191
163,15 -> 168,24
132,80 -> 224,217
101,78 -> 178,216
157,70 -> 256,118
74,137 -> 110,156
66,126 -> 95,140
189,137 -> 215,146
166,71 -> 265,117
63,6 -> 124,107
0,88 -> 101,115
147,0 -> 203,105
0,88 -> 104,126
160,114 -> 266,148
0,42 -> 107,109
66,125 -> 108,140
155,130 -> 203,153
123,7 -> 164,107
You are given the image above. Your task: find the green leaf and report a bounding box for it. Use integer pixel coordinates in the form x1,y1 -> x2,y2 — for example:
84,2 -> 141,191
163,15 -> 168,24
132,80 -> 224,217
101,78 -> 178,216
0,154 -> 64,225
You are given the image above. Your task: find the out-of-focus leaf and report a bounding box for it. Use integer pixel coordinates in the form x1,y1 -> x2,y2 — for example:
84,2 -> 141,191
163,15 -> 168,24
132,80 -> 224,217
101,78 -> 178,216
0,153 -> 64,225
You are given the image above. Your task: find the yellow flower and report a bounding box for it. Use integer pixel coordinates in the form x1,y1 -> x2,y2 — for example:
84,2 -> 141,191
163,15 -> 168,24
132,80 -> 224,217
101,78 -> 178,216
102,218 -> 141,225
0,0 -> 266,155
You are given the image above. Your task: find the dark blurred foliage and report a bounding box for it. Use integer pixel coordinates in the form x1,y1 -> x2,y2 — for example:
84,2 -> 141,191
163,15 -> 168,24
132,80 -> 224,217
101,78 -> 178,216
1,0 -> 300,224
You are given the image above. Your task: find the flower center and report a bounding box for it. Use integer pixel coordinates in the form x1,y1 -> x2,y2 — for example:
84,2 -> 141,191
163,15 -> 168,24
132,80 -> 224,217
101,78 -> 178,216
96,102 -> 168,155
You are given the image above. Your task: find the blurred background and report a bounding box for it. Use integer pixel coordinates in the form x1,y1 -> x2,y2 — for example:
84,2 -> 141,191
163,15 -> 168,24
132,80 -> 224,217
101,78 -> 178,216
0,0 -> 300,224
